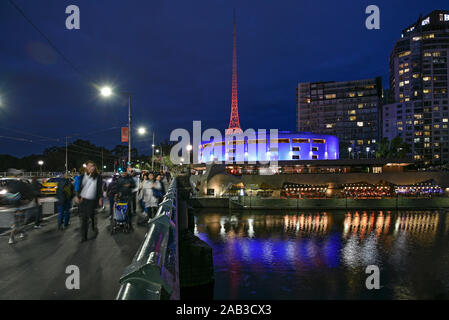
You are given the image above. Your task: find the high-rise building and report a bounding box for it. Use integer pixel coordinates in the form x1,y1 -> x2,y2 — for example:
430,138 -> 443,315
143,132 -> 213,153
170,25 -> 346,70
385,10 -> 449,164
297,78 -> 382,158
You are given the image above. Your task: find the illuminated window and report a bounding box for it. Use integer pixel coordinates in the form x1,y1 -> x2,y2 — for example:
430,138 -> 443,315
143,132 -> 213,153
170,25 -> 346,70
325,94 -> 336,99
292,138 -> 310,144
357,140 -> 363,145
443,118 -> 448,123
271,139 -> 290,144
357,122 -> 364,127
348,110 -> 356,115
312,139 -> 326,144
349,92 -> 356,97
349,116 -> 356,121
423,77 -> 431,81
399,51 -> 411,58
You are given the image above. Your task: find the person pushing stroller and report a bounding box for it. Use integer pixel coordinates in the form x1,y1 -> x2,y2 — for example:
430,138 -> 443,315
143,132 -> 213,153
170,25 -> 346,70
115,168 -> 136,230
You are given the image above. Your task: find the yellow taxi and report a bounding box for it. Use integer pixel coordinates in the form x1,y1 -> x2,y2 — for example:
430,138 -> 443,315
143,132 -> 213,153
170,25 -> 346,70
41,177 -> 63,196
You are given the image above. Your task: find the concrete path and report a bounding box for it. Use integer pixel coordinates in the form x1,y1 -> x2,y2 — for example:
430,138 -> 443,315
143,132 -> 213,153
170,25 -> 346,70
0,204 -> 148,300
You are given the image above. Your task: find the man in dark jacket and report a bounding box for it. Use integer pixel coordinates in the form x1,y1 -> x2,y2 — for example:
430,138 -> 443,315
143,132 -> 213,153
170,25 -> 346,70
117,169 -> 135,228
106,175 -> 119,219
30,177 -> 43,228
74,161 -> 103,242
56,176 -> 74,230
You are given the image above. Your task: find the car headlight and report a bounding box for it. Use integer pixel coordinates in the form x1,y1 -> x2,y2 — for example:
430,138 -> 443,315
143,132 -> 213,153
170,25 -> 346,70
0,189 -> 7,195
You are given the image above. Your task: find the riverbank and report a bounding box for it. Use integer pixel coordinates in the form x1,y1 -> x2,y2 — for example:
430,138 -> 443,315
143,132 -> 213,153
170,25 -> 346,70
190,196 -> 449,210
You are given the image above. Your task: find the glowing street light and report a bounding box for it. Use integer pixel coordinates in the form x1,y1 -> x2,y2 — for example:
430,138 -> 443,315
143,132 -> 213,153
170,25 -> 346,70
186,144 -> 193,152
99,85 -> 132,167
38,160 -> 44,175
138,127 -> 146,135
100,86 -> 112,97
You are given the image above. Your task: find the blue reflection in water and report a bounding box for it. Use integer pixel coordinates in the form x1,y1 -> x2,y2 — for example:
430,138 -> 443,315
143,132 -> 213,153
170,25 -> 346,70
194,210 -> 449,300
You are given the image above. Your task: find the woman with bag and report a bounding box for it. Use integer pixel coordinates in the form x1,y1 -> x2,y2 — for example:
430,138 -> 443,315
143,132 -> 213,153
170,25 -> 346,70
141,172 -> 159,219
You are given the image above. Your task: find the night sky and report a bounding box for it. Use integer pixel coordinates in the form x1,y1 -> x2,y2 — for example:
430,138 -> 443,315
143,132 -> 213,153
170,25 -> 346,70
1,0 -> 448,157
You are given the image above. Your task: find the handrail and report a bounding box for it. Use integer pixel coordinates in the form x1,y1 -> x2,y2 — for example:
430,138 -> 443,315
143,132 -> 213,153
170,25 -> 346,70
116,178 -> 180,300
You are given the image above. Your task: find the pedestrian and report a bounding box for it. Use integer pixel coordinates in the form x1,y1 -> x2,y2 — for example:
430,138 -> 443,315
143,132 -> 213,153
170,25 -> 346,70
106,175 -> 119,219
8,209 -> 26,245
117,168 -> 136,229
56,175 -> 74,230
154,173 -> 165,204
140,172 -> 159,219
161,171 -> 169,194
74,161 -> 103,243
131,171 -> 139,215
31,177 -> 43,229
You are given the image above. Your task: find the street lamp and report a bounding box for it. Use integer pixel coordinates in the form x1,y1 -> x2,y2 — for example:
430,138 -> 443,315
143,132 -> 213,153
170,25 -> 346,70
138,127 -> 156,170
100,86 -> 132,168
366,147 -> 370,158
348,147 -> 352,159
38,160 -> 44,175
138,127 -> 146,135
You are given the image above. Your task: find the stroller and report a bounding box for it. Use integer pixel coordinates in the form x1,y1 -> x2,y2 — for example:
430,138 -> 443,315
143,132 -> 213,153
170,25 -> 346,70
110,194 -> 131,234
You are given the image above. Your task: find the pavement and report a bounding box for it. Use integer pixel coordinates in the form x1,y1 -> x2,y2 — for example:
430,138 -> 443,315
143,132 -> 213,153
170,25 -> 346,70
0,202 -> 148,300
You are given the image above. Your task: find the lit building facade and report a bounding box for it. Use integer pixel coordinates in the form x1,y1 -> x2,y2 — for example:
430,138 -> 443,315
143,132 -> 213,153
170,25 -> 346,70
297,78 -> 382,158
198,131 -> 339,163
386,10 -> 449,164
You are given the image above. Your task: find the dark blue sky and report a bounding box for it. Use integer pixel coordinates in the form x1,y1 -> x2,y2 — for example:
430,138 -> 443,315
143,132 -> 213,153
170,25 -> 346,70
1,0 -> 448,157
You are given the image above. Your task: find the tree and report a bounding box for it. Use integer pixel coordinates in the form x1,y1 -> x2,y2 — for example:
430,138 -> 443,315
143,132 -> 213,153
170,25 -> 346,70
375,136 -> 411,159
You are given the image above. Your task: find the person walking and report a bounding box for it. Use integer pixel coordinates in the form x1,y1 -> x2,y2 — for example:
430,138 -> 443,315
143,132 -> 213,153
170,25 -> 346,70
140,172 -> 159,219
117,168 -> 136,229
56,175 -> 74,230
106,175 -> 119,219
131,171 -> 139,215
154,173 -> 165,205
31,177 -> 43,229
74,161 -> 103,243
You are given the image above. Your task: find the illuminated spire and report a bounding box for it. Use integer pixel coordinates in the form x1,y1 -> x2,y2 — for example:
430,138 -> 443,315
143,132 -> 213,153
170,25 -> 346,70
226,9 -> 243,135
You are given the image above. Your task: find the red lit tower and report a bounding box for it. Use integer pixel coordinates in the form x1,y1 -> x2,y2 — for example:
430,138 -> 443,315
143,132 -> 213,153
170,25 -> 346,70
226,9 -> 243,135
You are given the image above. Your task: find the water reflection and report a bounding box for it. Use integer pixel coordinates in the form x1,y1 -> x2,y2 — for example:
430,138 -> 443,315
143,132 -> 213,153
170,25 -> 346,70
195,210 -> 449,299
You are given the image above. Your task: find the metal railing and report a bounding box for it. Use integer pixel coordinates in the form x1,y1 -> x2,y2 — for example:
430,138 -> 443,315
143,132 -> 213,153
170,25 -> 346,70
0,172 -> 63,178
116,178 -> 180,300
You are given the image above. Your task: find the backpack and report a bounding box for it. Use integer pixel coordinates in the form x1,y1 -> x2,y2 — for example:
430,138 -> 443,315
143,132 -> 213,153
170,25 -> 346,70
63,181 -> 73,199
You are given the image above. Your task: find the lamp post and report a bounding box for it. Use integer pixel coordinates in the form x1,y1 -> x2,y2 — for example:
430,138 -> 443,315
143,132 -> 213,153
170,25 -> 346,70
186,144 -> 193,176
100,86 -> 132,168
366,147 -> 370,159
348,147 -> 352,159
38,160 -> 44,176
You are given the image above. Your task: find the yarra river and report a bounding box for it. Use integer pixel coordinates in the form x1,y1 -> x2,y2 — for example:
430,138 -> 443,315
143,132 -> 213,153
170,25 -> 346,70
194,209 -> 449,299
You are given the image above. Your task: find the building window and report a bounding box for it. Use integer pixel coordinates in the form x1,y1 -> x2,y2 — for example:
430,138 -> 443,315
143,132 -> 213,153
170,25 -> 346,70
312,147 -> 318,151
292,138 -> 310,144
312,155 -> 318,160
292,155 -> 300,160
292,147 -> 300,152
312,139 -> 326,144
